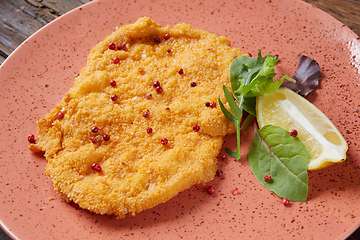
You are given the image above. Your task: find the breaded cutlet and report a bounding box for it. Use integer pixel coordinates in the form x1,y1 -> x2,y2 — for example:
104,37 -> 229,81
29,17 -> 244,218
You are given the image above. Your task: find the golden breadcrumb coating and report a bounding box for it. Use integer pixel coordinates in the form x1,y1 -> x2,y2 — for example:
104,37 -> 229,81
29,17 -> 243,218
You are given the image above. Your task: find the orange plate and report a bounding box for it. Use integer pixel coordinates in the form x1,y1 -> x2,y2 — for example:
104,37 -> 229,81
0,0 -> 360,239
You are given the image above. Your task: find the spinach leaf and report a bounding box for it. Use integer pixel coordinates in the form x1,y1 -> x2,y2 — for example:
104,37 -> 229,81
243,97 -> 256,117
248,125 -> 310,202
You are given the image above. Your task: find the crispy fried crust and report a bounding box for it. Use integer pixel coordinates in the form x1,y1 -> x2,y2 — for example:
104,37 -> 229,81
29,17 -> 243,218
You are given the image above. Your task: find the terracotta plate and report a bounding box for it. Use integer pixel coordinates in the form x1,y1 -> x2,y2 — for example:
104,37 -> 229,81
1,0 -> 360,239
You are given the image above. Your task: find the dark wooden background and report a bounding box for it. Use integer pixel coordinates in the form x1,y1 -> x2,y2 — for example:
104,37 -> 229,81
0,0 -> 359,239
0,0 -> 91,65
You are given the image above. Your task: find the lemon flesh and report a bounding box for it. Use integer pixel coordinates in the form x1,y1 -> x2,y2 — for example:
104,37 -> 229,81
256,88 -> 348,170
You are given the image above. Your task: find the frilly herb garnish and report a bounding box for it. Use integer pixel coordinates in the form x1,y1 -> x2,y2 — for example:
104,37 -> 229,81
219,51 -> 295,159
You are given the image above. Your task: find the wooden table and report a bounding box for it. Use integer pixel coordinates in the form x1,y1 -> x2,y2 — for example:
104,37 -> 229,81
0,0 -> 359,239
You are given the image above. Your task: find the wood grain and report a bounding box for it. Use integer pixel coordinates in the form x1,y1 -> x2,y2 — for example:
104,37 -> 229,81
303,0 -> 360,35
0,0 -> 91,65
0,0 -> 359,239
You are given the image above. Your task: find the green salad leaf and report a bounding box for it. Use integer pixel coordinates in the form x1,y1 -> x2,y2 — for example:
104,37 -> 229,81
248,125 -> 310,202
219,51 -> 295,159
230,51 -> 294,100
218,51 -> 322,202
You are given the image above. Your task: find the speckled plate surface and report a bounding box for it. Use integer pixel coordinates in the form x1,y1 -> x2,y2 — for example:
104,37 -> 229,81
1,0 -> 360,239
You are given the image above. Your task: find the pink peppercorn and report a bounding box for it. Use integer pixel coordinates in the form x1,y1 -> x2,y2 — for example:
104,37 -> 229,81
290,129 -> 298,137
154,37 -> 161,43
28,134 -> 36,143
143,110 -> 150,118
193,125 -> 200,132
156,86 -> 163,93
108,42 -> 116,50
191,82 -> 197,87
264,175 -> 272,182
113,57 -> 120,64
118,44 -> 127,51
178,69 -> 184,74
207,186 -> 215,195
161,138 -> 168,145
103,134 -> 110,141
216,169 -> 223,177
146,93 -> 152,99
282,198 -> 290,206
90,137 -> 98,143
231,188 -> 239,196
153,81 -> 160,88
110,80 -> 116,87
209,101 -> 216,108
91,163 -> 102,172
221,155 -> 227,161
57,112 -> 64,119
111,95 -> 118,101
164,33 -> 170,40
146,127 -> 153,134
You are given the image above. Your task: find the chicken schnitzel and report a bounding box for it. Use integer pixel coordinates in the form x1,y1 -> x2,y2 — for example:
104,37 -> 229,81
29,17 -> 243,218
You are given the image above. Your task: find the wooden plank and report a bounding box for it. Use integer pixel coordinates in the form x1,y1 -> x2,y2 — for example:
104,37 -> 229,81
0,0 -> 91,65
0,1 -> 44,57
303,0 -> 360,35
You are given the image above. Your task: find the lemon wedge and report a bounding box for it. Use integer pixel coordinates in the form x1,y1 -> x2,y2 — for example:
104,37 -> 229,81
256,88 -> 348,170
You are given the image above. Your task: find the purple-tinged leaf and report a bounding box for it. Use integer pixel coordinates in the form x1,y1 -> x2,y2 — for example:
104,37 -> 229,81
281,54 -> 320,96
